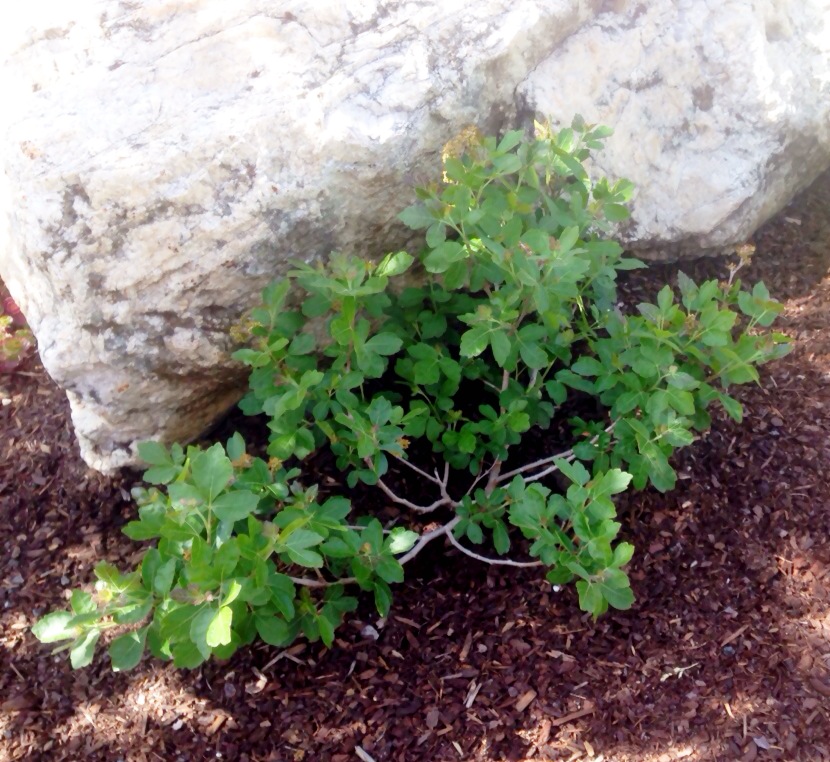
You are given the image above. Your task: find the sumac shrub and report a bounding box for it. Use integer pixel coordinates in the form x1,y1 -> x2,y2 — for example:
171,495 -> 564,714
34,118 -> 789,670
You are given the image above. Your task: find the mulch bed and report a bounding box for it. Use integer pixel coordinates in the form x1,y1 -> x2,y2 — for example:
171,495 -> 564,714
2,172 -> 830,762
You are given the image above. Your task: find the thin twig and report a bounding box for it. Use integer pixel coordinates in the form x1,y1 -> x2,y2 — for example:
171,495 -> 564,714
435,462 -> 453,504
485,460 -> 503,495
392,454 -> 443,485
445,531 -> 542,568
290,575 -> 356,588
522,462 -> 567,484
481,369 -> 513,494
375,476 -> 452,513
496,422 -> 615,484
496,447 -> 576,483
288,519 -> 461,589
466,459 -> 497,496
397,517 -> 461,565
365,456 -> 453,513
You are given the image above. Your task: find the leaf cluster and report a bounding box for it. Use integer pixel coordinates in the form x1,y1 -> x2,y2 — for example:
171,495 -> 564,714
35,117 -> 789,668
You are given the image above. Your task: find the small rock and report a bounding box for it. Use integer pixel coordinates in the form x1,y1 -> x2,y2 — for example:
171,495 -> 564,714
753,736 -> 770,750
425,708 -> 441,729
361,625 -> 380,641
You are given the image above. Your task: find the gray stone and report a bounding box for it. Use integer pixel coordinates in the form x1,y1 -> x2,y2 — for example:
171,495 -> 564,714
520,0 -> 830,257
1,0 -> 828,471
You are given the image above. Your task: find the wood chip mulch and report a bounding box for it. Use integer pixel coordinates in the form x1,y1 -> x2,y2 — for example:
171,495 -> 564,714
2,171 -> 830,762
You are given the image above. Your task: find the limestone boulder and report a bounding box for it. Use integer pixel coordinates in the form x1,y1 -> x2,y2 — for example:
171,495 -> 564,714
1,0 -> 828,471
520,0 -> 830,256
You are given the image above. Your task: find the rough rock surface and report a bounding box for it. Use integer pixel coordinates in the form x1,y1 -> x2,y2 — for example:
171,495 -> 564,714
521,0 -> 830,256
1,0 -> 828,471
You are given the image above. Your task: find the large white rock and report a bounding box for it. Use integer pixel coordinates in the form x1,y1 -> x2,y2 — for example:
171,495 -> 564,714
1,0 -> 828,471
521,0 -> 830,254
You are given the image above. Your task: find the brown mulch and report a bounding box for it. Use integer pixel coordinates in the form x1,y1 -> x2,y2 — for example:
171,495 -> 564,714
2,173 -> 830,762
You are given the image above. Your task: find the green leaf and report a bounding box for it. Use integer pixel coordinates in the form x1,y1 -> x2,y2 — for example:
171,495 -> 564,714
373,579 -> 393,617
191,443 -> 233,502
558,226 -> 580,253
497,129 -> 524,153
556,369 -> 596,394
189,607 -> 216,659
226,432 -> 246,462
153,558 -> 177,597
657,285 -> 674,312
143,464 -> 181,485
376,251 -> 414,277
280,529 -> 325,568
288,333 -> 315,356
70,630 -> 101,669
665,387 -> 696,416
599,569 -> 635,610
719,393 -> 743,423
93,561 -> 126,588
214,540 -> 241,578
255,614 -> 295,647
592,469 -> 633,498
576,580 -> 606,617
522,336 -> 550,368
603,203 -> 629,222
571,356 -> 605,377
460,326 -> 489,358
640,445 -> 676,492
387,528 -> 418,555
666,371 -> 700,391
221,580 -> 243,607
426,223 -> 446,248
114,599 -> 153,626
615,257 -> 646,270
490,330 -> 511,367
374,556 -> 404,584
212,491 -> 260,522
172,640 -> 207,669
458,429 -> 477,453
544,380 -> 567,405
677,271 -> 698,308
365,333 -> 403,356
555,458 -> 590,486
398,204 -> 435,230
492,521 -> 510,555
206,606 -> 233,648
424,241 -> 466,273
612,542 -> 635,567
109,627 -> 148,672
141,548 -> 162,592
32,611 -> 78,644
317,614 -> 335,648
137,441 -> 171,467
71,590 -> 96,615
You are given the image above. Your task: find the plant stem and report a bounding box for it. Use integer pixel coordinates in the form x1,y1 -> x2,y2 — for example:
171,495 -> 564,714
391,454 -> 444,486
397,517 -> 461,565
445,530 -> 542,568
496,422 -> 615,484
374,476 -> 453,513
289,575 -> 355,588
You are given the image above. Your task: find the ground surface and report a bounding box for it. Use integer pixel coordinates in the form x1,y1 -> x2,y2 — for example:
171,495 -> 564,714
2,173 -> 830,762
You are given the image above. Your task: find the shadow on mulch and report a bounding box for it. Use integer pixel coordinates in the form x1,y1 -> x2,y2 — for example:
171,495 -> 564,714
2,171 -> 830,762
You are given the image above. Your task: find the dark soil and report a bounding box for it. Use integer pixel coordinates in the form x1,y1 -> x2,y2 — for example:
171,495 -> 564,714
2,172 -> 830,762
